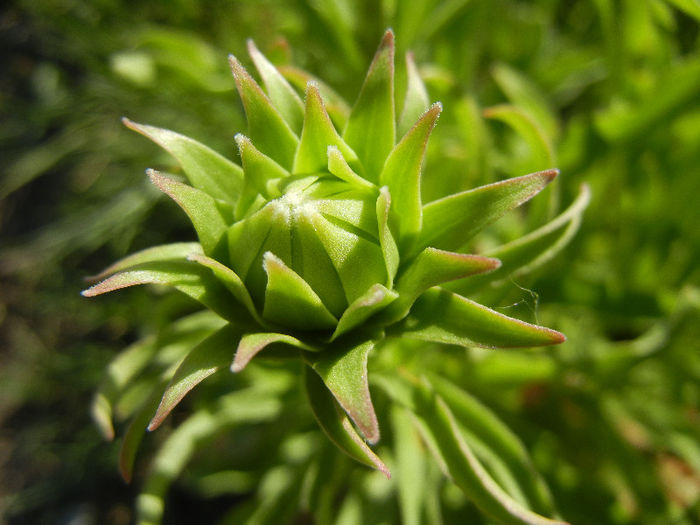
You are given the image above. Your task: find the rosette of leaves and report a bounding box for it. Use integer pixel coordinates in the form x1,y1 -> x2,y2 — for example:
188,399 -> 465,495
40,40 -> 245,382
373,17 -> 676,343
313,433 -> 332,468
85,30 -> 589,524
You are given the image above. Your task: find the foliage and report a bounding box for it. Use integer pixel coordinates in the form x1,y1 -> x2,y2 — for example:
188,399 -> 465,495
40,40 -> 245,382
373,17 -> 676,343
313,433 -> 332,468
2,1 -> 699,524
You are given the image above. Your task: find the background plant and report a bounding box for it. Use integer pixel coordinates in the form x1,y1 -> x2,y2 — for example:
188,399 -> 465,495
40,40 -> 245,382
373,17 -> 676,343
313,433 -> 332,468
1,1 -> 699,524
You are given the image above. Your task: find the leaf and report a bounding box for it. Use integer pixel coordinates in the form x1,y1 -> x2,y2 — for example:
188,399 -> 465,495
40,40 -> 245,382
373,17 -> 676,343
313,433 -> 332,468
384,248 -> 500,322
427,374 -> 557,516
247,39 -> 305,134
343,30 -> 395,182
235,133 -> 288,200
376,187 -> 400,285
418,169 -> 558,255
229,54 -> 299,169
232,332 -> 318,373
395,288 -> 565,348
304,366 -> 390,478
450,184 -> 591,296
122,118 -> 243,201
82,260 -> 242,321
278,65 -> 351,129
411,383 -> 568,525
148,170 -> 231,259
305,339 -> 380,443
398,51 -> 431,138
331,284 -> 398,341
327,146 -> 374,189
262,252 -> 338,330
380,103 -> 442,248
86,242 -> 203,282
294,82 -> 361,175
391,405 -> 427,525
148,324 -> 244,430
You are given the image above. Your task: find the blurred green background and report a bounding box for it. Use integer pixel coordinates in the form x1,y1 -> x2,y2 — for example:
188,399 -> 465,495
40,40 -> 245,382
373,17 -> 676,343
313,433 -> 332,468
1,0 -> 699,523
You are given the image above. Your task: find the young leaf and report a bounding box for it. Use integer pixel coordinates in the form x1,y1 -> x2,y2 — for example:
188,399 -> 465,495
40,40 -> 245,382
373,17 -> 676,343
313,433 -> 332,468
149,324 -> 244,430
384,248 -> 500,322
327,146 -> 374,189
148,170 -> 231,259
398,51 -> 431,138
262,252 -> 338,330
376,187 -> 399,285
232,332 -> 318,373
418,169 -> 558,255
331,284 -> 398,341
343,30 -> 396,182
380,103 -> 442,247
229,54 -> 299,169
305,339 -> 380,444
235,133 -> 288,200
123,118 -> 243,201
247,39 -> 305,134
86,242 -> 203,282
395,288 -> 565,348
294,82 -> 360,174
412,384 -> 568,525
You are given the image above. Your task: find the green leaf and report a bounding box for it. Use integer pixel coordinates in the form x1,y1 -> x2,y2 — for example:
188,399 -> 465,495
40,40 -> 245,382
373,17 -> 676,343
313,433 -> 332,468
86,242 -> 203,282
148,324 -> 244,430
331,284 -> 398,341
427,374 -> 557,516
232,332 -> 318,373
418,169 -> 558,255
391,405 -> 427,525
229,54 -> 299,169
279,65 -> 351,129
148,170 -> 231,259
381,102 -> 442,247
398,51 -> 430,138
343,30 -> 395,182
187,253 -> 264,326
235,133 -> 288,199
122,118 -> 243,201
294,82 -> 361,175
450,184 -> 591,296
304,365 -> 390,478
396,288 -> 565,348
376,187 -> 400,285
305,339 -> 379,443
247,39 -> 305,134
262,252 -> 338,330
411,384 -> 567,525
327,146 -> 374,189
384,248 -> 500,322
81,260 -> 241,321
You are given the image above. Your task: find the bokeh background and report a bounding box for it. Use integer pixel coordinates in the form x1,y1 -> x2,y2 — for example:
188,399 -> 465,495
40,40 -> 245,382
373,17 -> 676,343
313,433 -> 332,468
2,0 -> 699,523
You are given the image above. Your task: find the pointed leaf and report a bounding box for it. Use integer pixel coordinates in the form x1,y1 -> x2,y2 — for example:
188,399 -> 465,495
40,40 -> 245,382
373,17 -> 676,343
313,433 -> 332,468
148,170 -> 231,258
391,405 -> 427,525
229,54 -> 299,168
396,288 -> 565,348
123,118 -> 243,201
343,30 -> 395,182
232,332 -> 318,373
376,187 -> 399,285
187,253 -> 264,326
418,169 -> 558,255
262,252 -> 338,330
247,39 -> 305,133
82,260 -> 242,321
451,185 -> 591,296
86,242 -> 203,282
331,284 -> 398,341
279,65 -> 351,129
398,51 -> 430,137
149,324 -> 243,430
294,82 -> 361,174
384,248 -> 501,323
412,383 -> 568,525
235,134 -> 288,199
380,103 -> 441,246
305,339 -> 379,443
327,146 -> 374,189
305,365 -> 390,478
